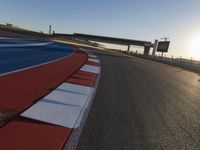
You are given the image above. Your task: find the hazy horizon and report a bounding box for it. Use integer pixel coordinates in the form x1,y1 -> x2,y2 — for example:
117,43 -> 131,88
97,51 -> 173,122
1,0 -> 200,59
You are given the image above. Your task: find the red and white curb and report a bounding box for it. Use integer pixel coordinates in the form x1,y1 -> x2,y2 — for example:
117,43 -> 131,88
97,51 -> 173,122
20,52 -> 101,150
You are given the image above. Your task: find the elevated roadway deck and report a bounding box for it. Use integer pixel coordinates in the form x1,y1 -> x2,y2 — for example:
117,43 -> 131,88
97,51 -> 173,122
54,33 -> 154,55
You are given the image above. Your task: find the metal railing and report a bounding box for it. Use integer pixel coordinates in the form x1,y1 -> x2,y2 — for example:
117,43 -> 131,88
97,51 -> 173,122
116,50 -> 200,73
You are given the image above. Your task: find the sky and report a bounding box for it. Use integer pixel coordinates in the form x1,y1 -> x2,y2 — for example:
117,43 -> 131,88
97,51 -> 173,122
1,0 -> 200,59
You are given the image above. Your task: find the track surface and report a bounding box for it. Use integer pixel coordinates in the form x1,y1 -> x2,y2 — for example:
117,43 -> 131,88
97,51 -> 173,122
0,37 -> 73,74
77,50 -> 200,150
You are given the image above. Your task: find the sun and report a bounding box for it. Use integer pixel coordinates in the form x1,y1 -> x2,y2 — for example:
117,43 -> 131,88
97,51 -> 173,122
189,36 -> 200,58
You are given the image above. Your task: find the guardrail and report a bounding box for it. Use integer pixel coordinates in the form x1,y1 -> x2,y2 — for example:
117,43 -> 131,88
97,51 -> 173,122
119,51 -> 200,73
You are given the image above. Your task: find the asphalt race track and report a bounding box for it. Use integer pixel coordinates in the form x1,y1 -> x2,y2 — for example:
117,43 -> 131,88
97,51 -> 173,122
77,49 -> 200,150
0,37 -> 74,75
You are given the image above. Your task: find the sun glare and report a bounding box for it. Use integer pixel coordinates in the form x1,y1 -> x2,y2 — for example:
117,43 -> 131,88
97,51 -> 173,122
189,36 -> 200,58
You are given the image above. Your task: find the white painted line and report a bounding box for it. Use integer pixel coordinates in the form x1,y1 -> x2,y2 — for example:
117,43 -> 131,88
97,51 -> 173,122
83,88 -> 95,109
57,83 -> 92,95
88,58 -> 100,63
88,55 -> 97,58
80,48 -> 87,52
44,89 -> 88,107
0,49 -> 75,77
73,88 -> 94,128
0,42 -> 53,48
63,62 -> 101,149
21,101 -> 82,128
0,37 -> 16,39
80,64 -> 100,74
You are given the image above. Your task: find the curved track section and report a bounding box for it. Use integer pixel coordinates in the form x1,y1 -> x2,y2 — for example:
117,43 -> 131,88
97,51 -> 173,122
77,49 -> 200,150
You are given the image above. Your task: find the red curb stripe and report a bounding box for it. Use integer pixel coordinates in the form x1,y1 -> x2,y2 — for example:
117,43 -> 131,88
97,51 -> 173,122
66,77 -> 95,87
0,117 -> 72,150
77,70 -> 97,77
86,61 -> 100,66
72,72 -> 97,81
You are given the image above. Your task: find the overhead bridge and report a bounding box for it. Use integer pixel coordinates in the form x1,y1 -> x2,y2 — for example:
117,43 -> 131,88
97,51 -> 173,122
54,33 -> 155,55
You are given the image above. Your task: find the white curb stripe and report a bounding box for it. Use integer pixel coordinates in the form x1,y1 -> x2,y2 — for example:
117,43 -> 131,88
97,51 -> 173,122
88,58 -> 100,63
88,55 -> 97,58
44,90 -> 88,107
22,101 -> 82,128
21,83 -> 94,128
58,83 -> 92,95
80,64 -> 100,74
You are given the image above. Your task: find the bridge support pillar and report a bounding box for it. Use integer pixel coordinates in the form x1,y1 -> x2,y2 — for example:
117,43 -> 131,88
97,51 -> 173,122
152,39 -> 158,56
143,46 -> 150,55
127,45 -> 131,52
